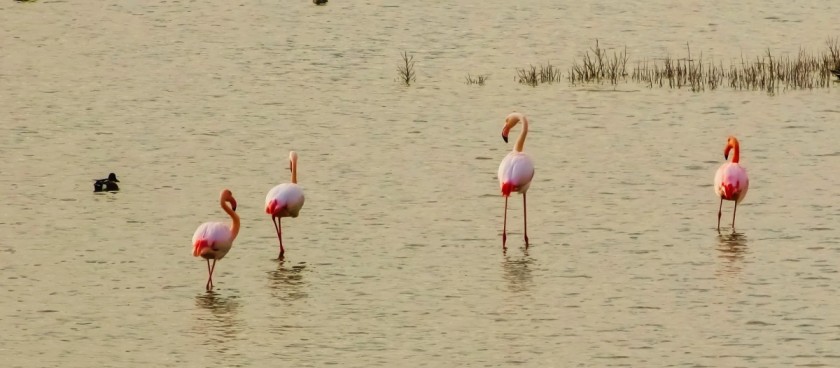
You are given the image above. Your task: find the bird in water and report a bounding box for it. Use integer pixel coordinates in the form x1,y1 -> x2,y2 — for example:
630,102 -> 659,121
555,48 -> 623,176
192,189 -> 240,291
714,136 -> 749,232
830,68 -> 840,80
498,112 -> 535,250
93,173 -> 120,192
265,151 -> 305,259
313,0 -> 327,5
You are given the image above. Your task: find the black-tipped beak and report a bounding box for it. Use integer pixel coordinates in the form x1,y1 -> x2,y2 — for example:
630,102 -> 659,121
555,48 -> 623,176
724,152 -> 729,160
502,133 -> 508,143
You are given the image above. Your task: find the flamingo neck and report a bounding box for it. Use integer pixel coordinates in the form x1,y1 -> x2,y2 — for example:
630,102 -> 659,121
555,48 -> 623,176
291,157 -> 298,184
221,197 -> 240,239
731,141 -> 740,163
514,115 -> 528,152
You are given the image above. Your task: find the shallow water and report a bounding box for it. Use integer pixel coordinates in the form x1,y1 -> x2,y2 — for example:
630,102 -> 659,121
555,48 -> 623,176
2,1 -> 840,367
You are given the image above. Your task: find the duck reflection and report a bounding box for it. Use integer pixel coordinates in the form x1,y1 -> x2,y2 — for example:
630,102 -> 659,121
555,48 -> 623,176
192,292 -> 243,355
502,252 -> 534,293
715,231 -> 748,276
267,260 -> 309,300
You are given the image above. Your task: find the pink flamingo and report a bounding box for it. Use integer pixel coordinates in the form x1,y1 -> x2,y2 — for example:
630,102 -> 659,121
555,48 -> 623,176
714,136 -> 749,231
265,151 -> 305,259
192,189 -> 239,291
498,112 -> 535,249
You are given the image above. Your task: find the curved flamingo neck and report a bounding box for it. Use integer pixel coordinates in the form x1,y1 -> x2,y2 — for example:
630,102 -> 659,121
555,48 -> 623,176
730,140 -> 740,163
221,196 -> 240,239
290,156 -> 298,184
514,115 -> 528,152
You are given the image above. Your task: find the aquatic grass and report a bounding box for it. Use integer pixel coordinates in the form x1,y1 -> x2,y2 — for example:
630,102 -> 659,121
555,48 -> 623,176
465,73 -> 489,86
397,51 -> 416,86
568,39 -> 629,85
516,62 -> 560,86
568,38 -> 840,93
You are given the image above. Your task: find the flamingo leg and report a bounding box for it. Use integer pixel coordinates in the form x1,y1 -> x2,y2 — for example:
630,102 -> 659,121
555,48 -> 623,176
523,193 -> 529,248
731,201 -> 738,231
206,259 -> 217,291
273,215 -> 285,259
502,195 -> 508,250
716,197 -> 723,232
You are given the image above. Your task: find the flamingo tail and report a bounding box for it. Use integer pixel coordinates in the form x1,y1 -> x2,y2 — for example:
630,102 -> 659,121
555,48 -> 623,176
193,239 -> 211,257
721,183 -> 737,200
501,182 -> 514,196
266,199 -> 285,215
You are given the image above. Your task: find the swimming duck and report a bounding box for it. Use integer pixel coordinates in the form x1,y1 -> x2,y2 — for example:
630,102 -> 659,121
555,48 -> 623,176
831,68 -> 840,80
313,0 -> 327,5
94,173 -> 120,192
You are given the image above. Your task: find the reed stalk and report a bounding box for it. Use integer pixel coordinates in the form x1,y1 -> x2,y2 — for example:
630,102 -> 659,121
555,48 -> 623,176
465,73 -> 489,86
397,51 -> 416,86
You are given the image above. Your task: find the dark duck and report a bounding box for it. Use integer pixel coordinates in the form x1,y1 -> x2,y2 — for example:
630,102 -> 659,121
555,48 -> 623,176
831,68 -> 840,81
313,0 -> 327,5
94,173 -> 120,192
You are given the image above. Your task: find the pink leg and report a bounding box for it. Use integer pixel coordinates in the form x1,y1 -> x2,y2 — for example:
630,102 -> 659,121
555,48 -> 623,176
272,216 -> 285,259
206,259 -> 217,291
523,193 -> 529,248
716,197 -> 723,232
502,195 -> 508,250
731,201 -> 738,230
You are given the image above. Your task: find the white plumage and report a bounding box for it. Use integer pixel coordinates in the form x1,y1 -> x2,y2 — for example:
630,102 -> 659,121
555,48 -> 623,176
265,151 -> 305,259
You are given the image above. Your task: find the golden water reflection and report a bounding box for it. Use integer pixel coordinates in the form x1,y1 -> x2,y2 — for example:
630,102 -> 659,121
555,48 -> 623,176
502,252 -> 534,294
267,260 -> 309,301
715,232 -> 748,277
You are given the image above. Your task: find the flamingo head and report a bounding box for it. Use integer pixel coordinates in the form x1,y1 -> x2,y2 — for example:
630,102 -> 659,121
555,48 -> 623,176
221,189 -> 237,212
501,113 -> 524,143
724,136 -> 739,160
288,151 -> 298,172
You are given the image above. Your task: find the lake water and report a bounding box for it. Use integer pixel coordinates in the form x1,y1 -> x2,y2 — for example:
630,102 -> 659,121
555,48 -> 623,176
2,1 -> 840,367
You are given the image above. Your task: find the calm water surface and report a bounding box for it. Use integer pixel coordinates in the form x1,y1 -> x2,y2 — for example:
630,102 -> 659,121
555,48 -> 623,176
2,1 -> 840,367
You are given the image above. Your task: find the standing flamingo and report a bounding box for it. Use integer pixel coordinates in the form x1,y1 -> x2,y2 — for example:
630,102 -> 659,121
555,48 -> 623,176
265,151 -> 305,259
192,189 -> 239,291
714,136 -> 749,231
498,112 -> 535,249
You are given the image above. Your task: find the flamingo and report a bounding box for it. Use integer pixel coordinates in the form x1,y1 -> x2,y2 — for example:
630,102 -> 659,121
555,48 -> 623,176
192,189 -> 239,291
265,151 -> 305,259
498,112 -> 535,249
714,136 -> 749,231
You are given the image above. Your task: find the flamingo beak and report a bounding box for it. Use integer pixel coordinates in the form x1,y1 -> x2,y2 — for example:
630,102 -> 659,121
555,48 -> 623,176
230,199 -> 238,212
724,145 -> 731,160
501,127 -> 510,143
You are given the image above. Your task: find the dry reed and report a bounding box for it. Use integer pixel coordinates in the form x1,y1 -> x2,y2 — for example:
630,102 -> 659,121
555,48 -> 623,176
397,51 -> 416,86
568,39 -> 629,85
571,38 -> 840,93
516,62 -> 561,86
465,73 -> 489,86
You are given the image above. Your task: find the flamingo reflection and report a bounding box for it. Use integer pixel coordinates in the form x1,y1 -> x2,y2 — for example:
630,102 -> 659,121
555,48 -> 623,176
715,232 -> 748,276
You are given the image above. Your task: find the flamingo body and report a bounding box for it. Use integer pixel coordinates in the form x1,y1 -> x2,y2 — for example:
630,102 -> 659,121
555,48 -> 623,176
498,112 -> 534,250
265,183 -> 305,218
498,152 -> 535,196
192,222 -> 235,259
714,163 -> 749,203
714,136 -> 749,231
266,151 -> 305,259
191,189 -> 239,291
